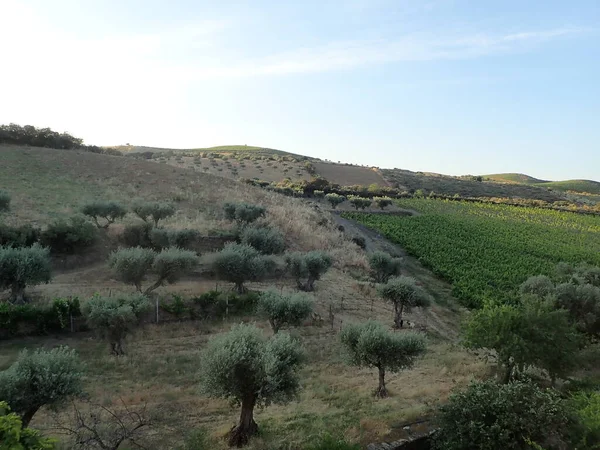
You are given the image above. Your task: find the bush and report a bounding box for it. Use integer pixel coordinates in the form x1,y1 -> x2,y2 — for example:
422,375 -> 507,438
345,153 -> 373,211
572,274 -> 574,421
373,196 -> 393,210
369,251 -> 402,283
433,380 -> 572,450
0,223 -> 41,248
149,228 -> 200,251
212,243 -> 272,293
223,202 -> 266,224
325,193 -> 345,209
285,251 -> 332,292
0,346 -> 83,427
40,216 -> 96,254
570,390 -> 600,448
121,222 -> 153,248
0,298 -> 81,338
377,276 -> 431,328
257,290 -> 314,333
555,282 -> 600,337
132,201 -> 176,227
520,275 -> 555,298
0,190 -> 10,213
314,190 -> 325,199
351,235 -> 366,249
348,195 -> 372,210
0,401 -> 56,449
240,225 -> 286,254
0,244 -> 51,303
83,294 -> 150,355
81,200 -> 127,228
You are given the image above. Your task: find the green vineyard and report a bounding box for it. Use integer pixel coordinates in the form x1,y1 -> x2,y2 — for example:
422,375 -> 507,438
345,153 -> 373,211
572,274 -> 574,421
344,199 -> 600,307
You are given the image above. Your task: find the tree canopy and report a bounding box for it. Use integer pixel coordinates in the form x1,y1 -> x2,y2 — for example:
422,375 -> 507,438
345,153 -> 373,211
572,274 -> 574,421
212,243 -> 272,293
0,244 -> 51,303
377,276 -> 431,328
257,290 -> 314,333
285,251 -> 332,292
81,201 -> 128,228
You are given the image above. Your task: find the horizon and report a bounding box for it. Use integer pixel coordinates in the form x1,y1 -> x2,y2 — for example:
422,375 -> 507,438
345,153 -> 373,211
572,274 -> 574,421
1,0 -> 598,181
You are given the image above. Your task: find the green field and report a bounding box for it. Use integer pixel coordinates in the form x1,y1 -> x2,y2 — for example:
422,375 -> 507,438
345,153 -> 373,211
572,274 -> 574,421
344,199 -> 600,307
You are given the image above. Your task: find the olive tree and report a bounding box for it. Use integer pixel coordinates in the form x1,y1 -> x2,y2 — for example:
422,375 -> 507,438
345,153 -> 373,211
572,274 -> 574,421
369,251 -> 402,283
257,290 -> 314,333
109,247 -> 199,295
223,202 -> 266,225
324,193 -> 345,209
340,321 -> 426,398
212,243 -> 272,293
433,380 -> 571,450
200,324 -> 304,447
463,298 -> 581,383
313,190 -> 325,199
81,201 -> 128,228
0,244 -> 51,303
285,251 -> 332,292
0,402 -> 56,449
348,196 -> 372,210
377,276 -> 431,328
132,201 -> 175,227
555,282 -> 600,337
0,190 -> 10,214
520,275 -> 555,298
83,294 -> 150,355
373,196 -> 393,210
0,346 -> 83,427
240,226 -> 286,255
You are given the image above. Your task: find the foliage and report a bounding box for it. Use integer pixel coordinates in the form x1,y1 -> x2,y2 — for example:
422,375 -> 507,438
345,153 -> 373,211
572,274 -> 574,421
257,290 -> 314,333
325,193 -> 345,209
149,228 -> 200,251
433,380 -> 572,450
373,196 -> 393,210
348,195 -> 372,210
285,251 -> 333,292
240,225 -> 286,254
313,190 -> 325,199
557,262 -> 600,287
109,247 -> 154,292
369,251 -> 402,283
344,199 -> 600,307
0,346 -> 83,427
304,435 -> 361,450
351,235 -> 366,249
0,123 -> 84,150
555,282 -> 600,337
81,200 -> 127,228
212,243 -> 272,293
132,201 -> 176,227
0,401 -> 56,450
377,276 -> 431,328
520,275 -> 555,298
340,321 -> 426,397
0,224 -> 41,248
178,427 -> 214,450
570,390 -> 600,449
463,298 -> 582,383
121,222 -> 153,248
82,294 -> 150,355
40,216 -> 96,254
223,202 -> 266,224
0,244 -> 51,303
0,190 -> 10,214
199,324 -> 304,446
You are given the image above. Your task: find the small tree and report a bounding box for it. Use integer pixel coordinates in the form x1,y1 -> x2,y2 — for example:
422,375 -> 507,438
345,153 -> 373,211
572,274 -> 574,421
0,190 -> 10,214
212,243 -> 271,293
369,251 -> 402,283
324,193 -> 345,209
377,276 -> 431,328
0,244 -> 51,303
348,196 -> 372,210
0,402 -> 56,449
520,275 -> 555,298
285,251 -> 332,292
463,298 -> 582,383
240,226 -> 285,255
313,190 -> 325,199
340,321 -> 426,398
0,346 -> 83,427
555,282 -> 600,337
223,202 -> 266,225
109,247 -> 199,295
81,201 -> 128,228
433,380 -> 571,450
83,294 -> 150,355
200,324 -> 304,447
40,216 -> 97,254
373,196 -> 393,210
257,290 -> 314,333
132,201 -> 175,227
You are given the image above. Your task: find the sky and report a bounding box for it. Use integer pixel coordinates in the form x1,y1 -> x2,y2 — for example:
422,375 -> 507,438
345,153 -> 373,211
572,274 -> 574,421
1,1 -> 599,181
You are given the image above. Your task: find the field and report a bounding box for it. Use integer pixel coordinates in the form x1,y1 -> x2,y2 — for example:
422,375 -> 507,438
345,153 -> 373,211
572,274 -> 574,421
0,145 -> 486,449
344,199 -> 600,307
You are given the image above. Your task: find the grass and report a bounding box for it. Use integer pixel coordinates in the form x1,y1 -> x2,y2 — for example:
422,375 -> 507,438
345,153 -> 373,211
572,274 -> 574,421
483,173 -> 547,184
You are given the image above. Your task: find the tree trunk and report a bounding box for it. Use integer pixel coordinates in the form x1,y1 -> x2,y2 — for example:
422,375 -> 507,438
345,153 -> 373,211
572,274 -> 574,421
21,406 -> 39,428
303,276 -> 316,292
375,366 -> 388,398
111,339 -> 125,356
503,360 -> 514,384
269,319 -> 279,334
235,282 -> 245,295
10,284 -> 26,304
143,278 -> 164,296
393,303 -> 404,329
228,395 -> 258,447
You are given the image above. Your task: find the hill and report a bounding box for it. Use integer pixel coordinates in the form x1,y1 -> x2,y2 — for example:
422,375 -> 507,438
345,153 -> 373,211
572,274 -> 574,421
483,173 -> 548,184
541,179 -> 600,194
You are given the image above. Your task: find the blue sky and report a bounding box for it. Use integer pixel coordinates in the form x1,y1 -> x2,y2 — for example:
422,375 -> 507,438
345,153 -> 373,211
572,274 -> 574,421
1,1 -> 598,180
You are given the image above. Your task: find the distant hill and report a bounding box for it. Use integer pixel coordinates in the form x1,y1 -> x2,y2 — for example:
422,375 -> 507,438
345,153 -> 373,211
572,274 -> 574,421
483,173 -> 548,184
107,144 -> 309,159
482,173 -> 600,195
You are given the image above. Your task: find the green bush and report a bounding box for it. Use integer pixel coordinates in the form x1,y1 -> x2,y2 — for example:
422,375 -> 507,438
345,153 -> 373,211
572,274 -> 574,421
348,195 -> 372,210
0,401 -> 56,449
240,225 -> 286,254
0,244 -> 51,303
369,251 -> 402,283
132,201 -> 176,227
285,251 -> 332,292
373,196 -> 393,210
520,275 -> 555,298
433,380 -> 572,450
377,276 -> 431,328
257,290 -> 314,333
212,243 -> 272,293
555,282 -> 600,337
0,190 -> 10,213
81,200 -> 127,228
223,202 -> 266,224
0,346 -> 84,427
0,223 -> 41,248
40,216 -> 96,254
570,390 -> 600,448
0,298 -> 80,338
324,193 -> 345,209
121,222 -> 153,248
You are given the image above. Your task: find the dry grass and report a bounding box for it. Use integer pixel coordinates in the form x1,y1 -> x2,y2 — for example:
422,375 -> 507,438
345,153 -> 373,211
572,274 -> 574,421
313,161 -> 390,187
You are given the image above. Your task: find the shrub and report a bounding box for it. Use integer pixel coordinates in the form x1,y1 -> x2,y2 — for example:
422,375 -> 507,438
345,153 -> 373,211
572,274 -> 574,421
149,228 -> 200,251
0,244 -> 51,303
132,201 -> 176,227
83,294 -> 150,355
369,251 -> 402,283
0,223 -> 41,248
0,401 -> 56,449
121,222 -> 153,248
351,235 -> 366,249
0,298 -> 81,337
240,225 -> 285,254
285,251 -> 332,292
257,290 -> 314,333
377,276 -> 431,328
109,247 -> 199,295
340,321 -> 426,397
314,190 -> 325,199
433,380 -> 572,450
223,202 -> 266,224
81,201 -> 127,228
40,216 -> 96,254
200,324 -> 304,446
520,275 -> 555,298
0,190 -> 10,213
325,193 -> 345,209
0,346 -> 83,427
570,390 -> 600,448
348,195 -> 372,210
555,282 -> 600,337
373,196 -> 393,210
212,243 -> 272,293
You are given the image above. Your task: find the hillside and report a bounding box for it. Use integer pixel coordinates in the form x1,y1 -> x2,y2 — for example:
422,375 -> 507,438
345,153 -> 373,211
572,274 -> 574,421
541,179 -> 600,194
483,173 -> 547,184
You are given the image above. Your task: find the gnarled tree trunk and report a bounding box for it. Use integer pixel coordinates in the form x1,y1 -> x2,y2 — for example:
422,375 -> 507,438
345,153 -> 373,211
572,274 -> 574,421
393,303 -> 404,329
375,365 -> 388,398
228,394 -> 258,447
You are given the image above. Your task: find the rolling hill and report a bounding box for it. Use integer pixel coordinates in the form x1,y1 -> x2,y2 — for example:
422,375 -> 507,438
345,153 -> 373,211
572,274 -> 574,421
483,173 -> 548,184
483,173 -> 600,195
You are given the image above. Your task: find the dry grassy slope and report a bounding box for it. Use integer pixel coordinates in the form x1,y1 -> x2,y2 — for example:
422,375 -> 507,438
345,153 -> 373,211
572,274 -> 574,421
0,145 -> 483,449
